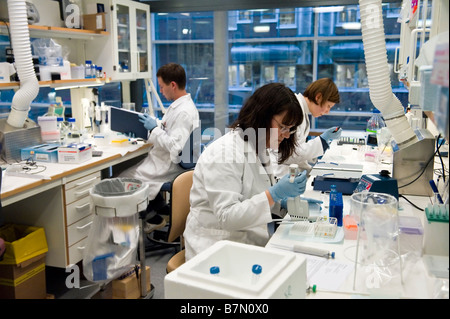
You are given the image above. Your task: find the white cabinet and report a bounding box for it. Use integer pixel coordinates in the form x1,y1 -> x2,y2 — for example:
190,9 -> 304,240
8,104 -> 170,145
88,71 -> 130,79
2,171 -> 100,268
85,0 -> 151,81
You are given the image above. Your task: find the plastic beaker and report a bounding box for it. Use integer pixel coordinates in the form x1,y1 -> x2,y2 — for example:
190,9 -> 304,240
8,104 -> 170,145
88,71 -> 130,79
349,192 -> 403,295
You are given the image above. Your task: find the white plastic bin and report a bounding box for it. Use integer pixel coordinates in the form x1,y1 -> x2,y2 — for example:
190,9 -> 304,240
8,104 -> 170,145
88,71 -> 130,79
165,240 -> 307,299
83,178 -> 149,283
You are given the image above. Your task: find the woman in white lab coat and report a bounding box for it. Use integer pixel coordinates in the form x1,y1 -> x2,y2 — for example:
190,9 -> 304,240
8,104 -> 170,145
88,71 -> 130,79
271,78 -> 342,178
184,83 -> 308,261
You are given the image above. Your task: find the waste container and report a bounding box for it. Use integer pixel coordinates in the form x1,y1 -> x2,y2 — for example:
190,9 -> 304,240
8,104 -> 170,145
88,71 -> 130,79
83,178 -> 149,284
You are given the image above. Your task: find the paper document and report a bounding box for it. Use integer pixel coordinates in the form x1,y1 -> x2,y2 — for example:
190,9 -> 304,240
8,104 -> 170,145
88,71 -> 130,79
306,255 -> 354,291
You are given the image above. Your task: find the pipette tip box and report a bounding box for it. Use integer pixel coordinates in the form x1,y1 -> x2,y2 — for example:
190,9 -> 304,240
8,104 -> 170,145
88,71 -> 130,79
57,143 -> 93,163
21,143 -> 60,163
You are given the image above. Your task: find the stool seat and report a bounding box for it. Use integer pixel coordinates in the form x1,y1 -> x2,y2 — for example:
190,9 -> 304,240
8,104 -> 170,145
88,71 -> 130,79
166,249 -> 185,273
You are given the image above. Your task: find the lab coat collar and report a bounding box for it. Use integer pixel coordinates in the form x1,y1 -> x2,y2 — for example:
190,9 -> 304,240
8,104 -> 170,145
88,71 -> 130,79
234,127 -> 274,176
168,93 -> 191,110
296,93 -> 311,116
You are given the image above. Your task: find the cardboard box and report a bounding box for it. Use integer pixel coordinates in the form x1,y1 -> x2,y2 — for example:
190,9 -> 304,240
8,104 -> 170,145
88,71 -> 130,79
58,143 -> 93,163
21,143 -> 60,163
112,266 -> 150,299
0,224 -> 48,299
83,12 -> 106,31
0,254 -> 47,299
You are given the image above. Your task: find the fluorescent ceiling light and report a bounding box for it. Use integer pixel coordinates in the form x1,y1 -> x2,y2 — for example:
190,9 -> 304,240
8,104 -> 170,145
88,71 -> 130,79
342,22 -> 361,30
313,6 -> 344,13
253,25 -> 270,33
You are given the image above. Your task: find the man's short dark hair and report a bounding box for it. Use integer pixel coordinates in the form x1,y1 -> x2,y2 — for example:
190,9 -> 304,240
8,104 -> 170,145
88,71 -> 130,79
156,63 -> 187,90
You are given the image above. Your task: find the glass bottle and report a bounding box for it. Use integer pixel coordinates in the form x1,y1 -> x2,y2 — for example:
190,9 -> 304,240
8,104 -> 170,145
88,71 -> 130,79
141,105 -> 150,115
366,109 -> 386,146
85,60 -> 93,79
66,118 -> 81,143
57,117 -> 66,145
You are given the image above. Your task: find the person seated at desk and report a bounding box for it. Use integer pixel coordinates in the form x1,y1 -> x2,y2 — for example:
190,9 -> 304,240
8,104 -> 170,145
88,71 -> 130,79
271,78 -> 343,178
184,83 -> 308,261
118,63 -> 199,233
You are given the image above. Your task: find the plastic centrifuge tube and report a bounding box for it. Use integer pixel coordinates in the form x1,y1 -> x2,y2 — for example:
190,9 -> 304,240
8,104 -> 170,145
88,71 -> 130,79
251,264 -> 262,284
289,164 -> 298,183
210,266 -> 220,277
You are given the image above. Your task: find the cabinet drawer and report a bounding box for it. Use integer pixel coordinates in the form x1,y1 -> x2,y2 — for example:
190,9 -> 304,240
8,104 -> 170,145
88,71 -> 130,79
66,196 -> 93,226
67,215 -> 94,247
68,237 -> 88,265
65,173 -> 100,204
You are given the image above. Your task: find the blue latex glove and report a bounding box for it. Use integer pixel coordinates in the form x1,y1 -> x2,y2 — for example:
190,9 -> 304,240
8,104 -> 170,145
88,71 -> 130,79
320,126 -> 342,144
269,170 -> 307,203
138,113 -> 157,131
281,198 -> 288,210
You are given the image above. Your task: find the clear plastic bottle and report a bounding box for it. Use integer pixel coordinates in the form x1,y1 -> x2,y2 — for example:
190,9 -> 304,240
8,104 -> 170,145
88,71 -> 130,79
329,185 -> 343,227
251,264 -> 262,284
210,266 -> 220,277
366,109 -> 386,145
66,118 -> 81,143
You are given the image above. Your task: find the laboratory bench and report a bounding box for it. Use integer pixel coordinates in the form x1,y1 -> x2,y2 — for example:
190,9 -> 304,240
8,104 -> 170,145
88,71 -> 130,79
266,139 -> 448,299
0,142 -> 150,268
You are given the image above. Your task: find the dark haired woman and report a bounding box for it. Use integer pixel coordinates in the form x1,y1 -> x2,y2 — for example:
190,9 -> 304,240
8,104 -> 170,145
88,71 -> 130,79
271,78 -> 343,177
184,83 -> 307,261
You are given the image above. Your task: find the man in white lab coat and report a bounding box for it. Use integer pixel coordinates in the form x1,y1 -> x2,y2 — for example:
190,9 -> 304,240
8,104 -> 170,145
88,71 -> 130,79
184,83 -> 308,261
271,78 -> 342,179
119,63 -> 199,233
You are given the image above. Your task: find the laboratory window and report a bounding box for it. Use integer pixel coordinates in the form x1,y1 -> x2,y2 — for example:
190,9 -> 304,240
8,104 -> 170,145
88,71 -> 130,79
148,2 -> 412,136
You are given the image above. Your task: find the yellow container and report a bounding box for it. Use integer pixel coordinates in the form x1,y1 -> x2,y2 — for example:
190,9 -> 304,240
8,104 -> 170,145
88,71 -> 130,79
0,224 -> 48,265
111,138 -> 129,147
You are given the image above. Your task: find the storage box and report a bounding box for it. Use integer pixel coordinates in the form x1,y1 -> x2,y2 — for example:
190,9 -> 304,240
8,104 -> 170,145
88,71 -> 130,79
0,224 -> 48,299
112,266 -> 150,299
21,143 -> 60,163
58,143 -> 93,163
165,240 -> 307,299
398,216 -> 424,257
83,12 -> 106,31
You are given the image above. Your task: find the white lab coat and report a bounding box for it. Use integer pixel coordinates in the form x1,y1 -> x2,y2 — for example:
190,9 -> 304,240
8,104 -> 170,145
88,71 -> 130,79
184,128 -> 282,261
119,94 -> 199,200
270,93 -> 324,178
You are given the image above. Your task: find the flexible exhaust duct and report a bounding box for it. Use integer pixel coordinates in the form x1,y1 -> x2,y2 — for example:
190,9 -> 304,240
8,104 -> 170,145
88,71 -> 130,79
359,0 -> 418,149
6,0 -> 39,128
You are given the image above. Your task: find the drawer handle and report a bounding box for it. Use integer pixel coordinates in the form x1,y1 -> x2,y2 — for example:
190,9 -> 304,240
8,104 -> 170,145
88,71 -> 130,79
75,189 -> 91,198
76,221 -> 93,230
75,176 -> 98,187
75,203 -> 91,212
77,246 -> 86,250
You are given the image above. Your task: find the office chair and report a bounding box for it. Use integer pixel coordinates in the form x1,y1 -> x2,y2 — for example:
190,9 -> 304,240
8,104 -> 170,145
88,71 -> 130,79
165,169 -> 193,273
146,127 -> 200,249
148,169 -> 193,274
